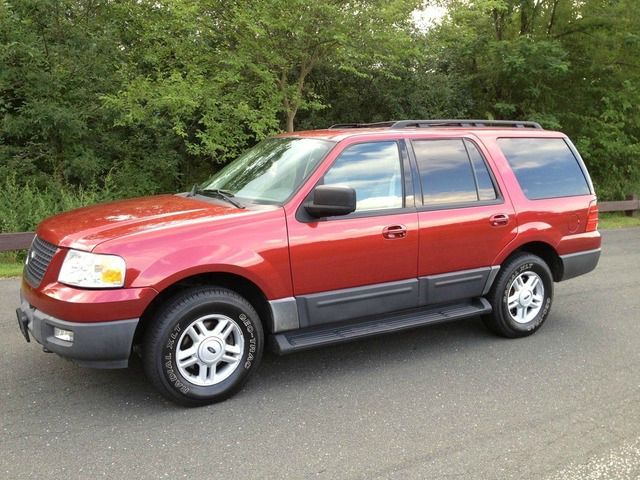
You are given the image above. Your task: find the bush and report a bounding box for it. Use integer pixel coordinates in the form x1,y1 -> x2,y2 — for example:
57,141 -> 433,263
0,173 -> 118,233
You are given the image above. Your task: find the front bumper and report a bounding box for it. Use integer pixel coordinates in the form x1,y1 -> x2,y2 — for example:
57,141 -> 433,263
17,293 -> 138,369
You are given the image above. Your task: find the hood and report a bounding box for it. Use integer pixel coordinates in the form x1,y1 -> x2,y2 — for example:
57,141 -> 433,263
36,194 -> 251,251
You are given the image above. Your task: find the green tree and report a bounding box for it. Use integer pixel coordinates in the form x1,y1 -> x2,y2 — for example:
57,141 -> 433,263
430,0 -> 640,198
101,0 -> 283,179
227,0 -> 422,131
1,0 -> 639,234
0,0 -> 124,186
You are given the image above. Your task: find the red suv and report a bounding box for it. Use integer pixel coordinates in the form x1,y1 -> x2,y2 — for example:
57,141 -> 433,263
16,119 -> 601,406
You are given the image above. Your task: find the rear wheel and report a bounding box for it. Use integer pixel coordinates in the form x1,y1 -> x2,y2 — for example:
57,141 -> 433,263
483,253 -> 553,338
143,287 -> 263,406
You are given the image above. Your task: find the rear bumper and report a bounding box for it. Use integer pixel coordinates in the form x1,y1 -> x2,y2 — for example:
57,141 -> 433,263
17,292 -> 138,368
559,248 -> 601,281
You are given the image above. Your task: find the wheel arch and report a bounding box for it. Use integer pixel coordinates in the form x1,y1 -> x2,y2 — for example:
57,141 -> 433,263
133,271 -> 273,346
501,241 -> 563,282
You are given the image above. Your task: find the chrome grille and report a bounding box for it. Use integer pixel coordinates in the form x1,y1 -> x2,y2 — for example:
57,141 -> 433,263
25,236 -> 58,287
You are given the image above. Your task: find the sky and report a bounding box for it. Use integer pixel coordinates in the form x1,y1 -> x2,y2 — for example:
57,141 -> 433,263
412,4 -> 448,31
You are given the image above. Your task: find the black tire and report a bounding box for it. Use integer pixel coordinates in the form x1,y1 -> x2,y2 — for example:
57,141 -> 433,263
483,253 -> 554,338
142,287 -> 264,407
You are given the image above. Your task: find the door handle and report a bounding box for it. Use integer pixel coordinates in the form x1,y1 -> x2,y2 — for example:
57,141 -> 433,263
382,225 -> 407,239
490,214 -> 510,227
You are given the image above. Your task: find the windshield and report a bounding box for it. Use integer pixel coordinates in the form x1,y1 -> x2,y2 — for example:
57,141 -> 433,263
200,137 -> 334,204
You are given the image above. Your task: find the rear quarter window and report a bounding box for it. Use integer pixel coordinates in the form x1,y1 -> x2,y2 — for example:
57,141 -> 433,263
498,138 -> 591,200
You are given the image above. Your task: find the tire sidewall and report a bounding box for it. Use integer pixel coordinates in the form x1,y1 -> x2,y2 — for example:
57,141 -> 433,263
155,294 -> 262,403
500,259 -> 553,334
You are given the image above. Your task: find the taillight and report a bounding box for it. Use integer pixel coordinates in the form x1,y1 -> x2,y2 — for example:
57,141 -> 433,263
586,200 -> 599,232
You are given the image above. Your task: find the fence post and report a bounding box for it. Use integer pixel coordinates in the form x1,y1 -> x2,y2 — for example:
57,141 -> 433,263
625,194 -> 638,217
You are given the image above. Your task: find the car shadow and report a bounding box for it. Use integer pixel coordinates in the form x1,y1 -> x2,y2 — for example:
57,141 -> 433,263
9,316 -> 503,410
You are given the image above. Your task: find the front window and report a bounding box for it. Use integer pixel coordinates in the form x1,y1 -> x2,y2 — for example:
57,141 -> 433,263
322,141 -> 403,212
201,137 -> 333,204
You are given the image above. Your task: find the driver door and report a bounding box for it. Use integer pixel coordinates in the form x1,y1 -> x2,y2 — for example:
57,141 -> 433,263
287,140 -> 419,327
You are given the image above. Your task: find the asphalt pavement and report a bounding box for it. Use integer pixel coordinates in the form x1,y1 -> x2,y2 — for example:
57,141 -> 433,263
1,228 -> 639,479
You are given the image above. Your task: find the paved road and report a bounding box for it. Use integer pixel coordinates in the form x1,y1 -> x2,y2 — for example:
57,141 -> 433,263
1,229 -> 639,479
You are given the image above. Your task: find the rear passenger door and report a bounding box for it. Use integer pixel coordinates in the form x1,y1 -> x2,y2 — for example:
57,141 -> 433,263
409,137 -> 517,304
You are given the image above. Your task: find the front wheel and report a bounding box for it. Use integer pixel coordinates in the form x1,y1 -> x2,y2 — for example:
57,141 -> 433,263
483,253 -> 554,338
143,287 -> 264,406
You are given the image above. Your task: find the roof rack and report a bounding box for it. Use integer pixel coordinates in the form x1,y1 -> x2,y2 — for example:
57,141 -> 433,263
392,119 -> 543,129
328,121 -> 397,129
328,119 -> 543,130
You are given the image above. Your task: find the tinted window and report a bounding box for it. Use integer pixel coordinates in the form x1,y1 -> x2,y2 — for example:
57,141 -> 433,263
323,142 -> 402,212
413,139 -> 478,205
465,140 -> 497,201
202,137 -> 333,203
498,138 -> 590,200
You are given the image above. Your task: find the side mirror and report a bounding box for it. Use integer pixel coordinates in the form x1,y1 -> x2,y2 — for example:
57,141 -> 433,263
305,185 -> 356,218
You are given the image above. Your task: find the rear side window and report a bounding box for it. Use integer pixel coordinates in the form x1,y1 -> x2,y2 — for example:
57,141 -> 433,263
498,138 -> 590,200
412,139 -> 497,206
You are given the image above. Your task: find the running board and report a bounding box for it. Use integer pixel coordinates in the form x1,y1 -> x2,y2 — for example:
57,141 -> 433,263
271,298 -> 491,354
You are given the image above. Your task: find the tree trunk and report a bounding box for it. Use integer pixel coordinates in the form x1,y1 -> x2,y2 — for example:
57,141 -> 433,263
492,8 -> 504,40
520,0 -> 531,35
547,0 -> 560,35
286,109 -> 296,132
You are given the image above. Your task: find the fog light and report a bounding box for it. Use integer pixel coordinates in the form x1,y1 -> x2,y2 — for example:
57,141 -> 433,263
54,327 -> 74,342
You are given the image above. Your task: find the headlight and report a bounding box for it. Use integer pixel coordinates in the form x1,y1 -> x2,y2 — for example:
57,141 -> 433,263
58,250 -> 126,288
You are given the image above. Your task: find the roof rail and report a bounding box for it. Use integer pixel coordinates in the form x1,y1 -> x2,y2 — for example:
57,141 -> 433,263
328,119 -> 543,130
328,121 -> 397,129
391,119 -> 543,129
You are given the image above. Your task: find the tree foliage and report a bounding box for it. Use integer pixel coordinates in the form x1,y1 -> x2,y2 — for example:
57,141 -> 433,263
1,0 -> 639,232
429,0 -> 640,197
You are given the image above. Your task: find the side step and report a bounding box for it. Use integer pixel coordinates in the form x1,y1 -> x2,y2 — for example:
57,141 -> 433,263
271,298 -> 492,354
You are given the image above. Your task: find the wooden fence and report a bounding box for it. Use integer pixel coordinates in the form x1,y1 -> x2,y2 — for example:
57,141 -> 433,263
597,194 -> 639,214
0,232 -> 35,252
0,194 -> 638,252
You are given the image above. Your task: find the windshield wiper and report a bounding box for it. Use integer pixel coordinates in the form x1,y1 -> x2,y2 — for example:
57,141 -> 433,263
189,186 -> 245,209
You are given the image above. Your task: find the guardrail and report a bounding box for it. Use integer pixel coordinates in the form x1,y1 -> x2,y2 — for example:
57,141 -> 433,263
0,194 -> 637,252
0,232 -> 35,252
597,194 -> 639,214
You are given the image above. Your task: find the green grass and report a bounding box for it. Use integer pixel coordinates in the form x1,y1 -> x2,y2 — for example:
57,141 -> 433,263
0,262 -> 23,278
599,212 -> 640,229
0,251 -> 24,279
